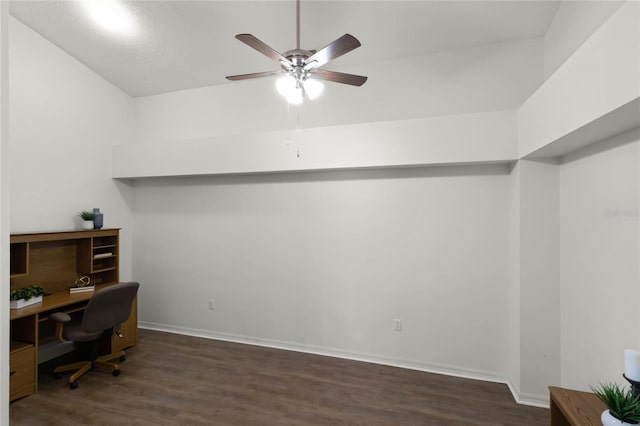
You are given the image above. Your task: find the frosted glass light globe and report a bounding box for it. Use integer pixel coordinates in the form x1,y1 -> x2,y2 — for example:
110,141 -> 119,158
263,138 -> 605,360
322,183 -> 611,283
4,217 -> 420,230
304,78 -> 324,100
276,75 -> 297,98
286,87 -> 304,105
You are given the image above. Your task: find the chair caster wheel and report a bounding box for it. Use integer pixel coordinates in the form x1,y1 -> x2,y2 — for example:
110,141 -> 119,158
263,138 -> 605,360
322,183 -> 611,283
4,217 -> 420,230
54,373 -> 63,380
112,369 -> 120,377
119,355 -> 126,362
70,381 -> 78,390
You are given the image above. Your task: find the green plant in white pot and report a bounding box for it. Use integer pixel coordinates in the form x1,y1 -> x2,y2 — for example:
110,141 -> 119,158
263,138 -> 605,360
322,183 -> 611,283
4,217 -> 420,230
10,285 -> 45,309
78,210 -> 95,230
591,382 -> 640,425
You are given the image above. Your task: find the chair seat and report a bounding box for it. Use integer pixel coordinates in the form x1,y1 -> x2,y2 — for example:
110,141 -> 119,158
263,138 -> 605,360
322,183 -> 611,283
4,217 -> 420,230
62,326 -> 104,343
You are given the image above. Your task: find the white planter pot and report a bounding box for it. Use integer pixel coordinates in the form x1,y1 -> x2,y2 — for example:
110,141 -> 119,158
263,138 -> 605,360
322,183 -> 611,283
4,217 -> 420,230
10,295 -> 43,309
82,220 -> 94,230
602,410 -> 635,426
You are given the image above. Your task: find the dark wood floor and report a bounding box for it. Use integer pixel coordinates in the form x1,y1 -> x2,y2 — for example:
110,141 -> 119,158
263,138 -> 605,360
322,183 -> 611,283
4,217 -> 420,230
11,329 -> 548,425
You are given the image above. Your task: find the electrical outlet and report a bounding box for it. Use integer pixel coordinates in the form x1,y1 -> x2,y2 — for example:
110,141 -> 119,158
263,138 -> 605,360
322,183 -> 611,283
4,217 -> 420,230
394,318 -> 402,332
208,299 -> 215,310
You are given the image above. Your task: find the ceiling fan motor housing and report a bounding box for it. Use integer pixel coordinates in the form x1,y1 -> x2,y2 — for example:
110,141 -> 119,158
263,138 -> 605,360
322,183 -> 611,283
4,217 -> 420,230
283,49 -> 313,67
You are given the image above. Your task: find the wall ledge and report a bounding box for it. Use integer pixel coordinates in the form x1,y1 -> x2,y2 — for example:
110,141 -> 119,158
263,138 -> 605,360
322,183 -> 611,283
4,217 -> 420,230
524,98 -> 640,160
518,1 -> 639,158
114,110 -> 517,179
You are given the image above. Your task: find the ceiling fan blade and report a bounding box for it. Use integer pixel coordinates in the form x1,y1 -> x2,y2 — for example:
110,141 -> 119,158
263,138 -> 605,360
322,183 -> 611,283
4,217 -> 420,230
226,71 -> 280,81
235,34 -> 292,69
310,69 -> 368,87
304,34 -> 361,70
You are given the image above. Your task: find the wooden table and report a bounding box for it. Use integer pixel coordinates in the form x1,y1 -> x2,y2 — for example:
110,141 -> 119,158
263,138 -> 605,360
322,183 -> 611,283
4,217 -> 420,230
549,386 -> 605,425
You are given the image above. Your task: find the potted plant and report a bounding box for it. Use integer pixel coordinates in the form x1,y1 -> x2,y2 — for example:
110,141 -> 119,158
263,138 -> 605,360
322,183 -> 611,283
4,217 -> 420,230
591,382 -> 640,425
10,285 -> 45,309
78,210 -> 95,230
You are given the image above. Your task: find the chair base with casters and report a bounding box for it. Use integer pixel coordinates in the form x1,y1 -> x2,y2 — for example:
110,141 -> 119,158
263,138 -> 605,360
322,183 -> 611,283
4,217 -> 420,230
50,282 -> 140,390
53,345 -> 127,389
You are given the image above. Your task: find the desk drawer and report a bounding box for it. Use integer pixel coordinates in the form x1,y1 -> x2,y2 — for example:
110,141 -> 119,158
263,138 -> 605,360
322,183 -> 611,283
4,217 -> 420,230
10,345 -> 35,401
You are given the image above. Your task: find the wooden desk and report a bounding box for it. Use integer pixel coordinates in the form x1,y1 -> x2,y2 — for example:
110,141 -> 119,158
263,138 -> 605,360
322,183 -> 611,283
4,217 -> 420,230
9,229 -> 136,401
11,286 -> 102,321
549,386 -> 605,425
10,285 -> 138,401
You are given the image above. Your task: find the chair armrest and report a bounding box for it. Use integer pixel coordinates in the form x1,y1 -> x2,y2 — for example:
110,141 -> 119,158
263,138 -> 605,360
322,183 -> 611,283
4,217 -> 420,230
50,312 -> 71,323
50,312 -> 71,342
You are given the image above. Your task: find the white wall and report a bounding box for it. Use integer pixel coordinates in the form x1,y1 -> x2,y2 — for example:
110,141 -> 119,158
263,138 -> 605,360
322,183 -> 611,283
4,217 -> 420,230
114,110 -> 517,178
0,3 -> 9,424
507,159 -> 561,406
559,130 -> 640,390
115,38 -> 541,178
8,17 -> 136,279
133,38 -> 542,145
544,0 -> 623,79
507,162 -> 521,397
517,2 -> 640,397
134,165 -> 512,379
121,1 -> 639,407
517,159 -> 560,403
519,0 -> 639,157
4,0 -> 637,411
123,21 -> 543,392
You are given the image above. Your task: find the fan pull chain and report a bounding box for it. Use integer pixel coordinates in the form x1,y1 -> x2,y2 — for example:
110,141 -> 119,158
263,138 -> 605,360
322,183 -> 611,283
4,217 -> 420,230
283,101 -> 299,158
296,108 -> 301,158
285,100 -> 292,149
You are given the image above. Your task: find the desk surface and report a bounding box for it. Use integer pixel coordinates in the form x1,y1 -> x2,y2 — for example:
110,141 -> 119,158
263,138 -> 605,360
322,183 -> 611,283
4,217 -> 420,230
10,284 -> 112,320
549,386 -> 605,426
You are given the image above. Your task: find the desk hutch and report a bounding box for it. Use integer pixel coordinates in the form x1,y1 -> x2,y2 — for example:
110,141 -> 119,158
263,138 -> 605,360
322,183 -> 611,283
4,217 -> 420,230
9,228 -> 137,401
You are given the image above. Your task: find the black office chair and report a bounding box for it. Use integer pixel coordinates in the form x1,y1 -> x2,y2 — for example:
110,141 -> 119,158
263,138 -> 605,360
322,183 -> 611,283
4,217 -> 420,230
51,281 -> 140,389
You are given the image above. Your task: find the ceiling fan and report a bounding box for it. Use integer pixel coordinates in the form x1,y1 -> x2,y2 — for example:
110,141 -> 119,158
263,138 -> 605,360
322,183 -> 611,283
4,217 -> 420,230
225,0 -> 367,105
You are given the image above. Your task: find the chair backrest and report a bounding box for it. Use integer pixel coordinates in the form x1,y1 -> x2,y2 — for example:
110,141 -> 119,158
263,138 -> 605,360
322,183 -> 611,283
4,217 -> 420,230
82,281 -> 140,333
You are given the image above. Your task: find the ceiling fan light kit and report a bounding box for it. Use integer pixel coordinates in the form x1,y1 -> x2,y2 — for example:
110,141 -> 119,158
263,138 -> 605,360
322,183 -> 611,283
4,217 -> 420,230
226,0 -> 367,105
276,74 -> 323,105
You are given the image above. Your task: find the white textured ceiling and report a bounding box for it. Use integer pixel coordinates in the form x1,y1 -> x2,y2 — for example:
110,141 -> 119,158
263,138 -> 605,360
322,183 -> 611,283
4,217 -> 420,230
9,1 -> 560,97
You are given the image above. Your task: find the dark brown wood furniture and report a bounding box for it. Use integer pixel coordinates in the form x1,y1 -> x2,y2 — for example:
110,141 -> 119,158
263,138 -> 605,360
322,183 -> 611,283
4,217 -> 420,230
9,229 -> 137,401
549,386 -> 605,425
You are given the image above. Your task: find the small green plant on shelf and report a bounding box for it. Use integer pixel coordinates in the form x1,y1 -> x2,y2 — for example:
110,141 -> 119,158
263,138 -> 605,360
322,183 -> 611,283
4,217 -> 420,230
10,285 -> 45,301
591,382 -> 640,424
78,210 -> 96,221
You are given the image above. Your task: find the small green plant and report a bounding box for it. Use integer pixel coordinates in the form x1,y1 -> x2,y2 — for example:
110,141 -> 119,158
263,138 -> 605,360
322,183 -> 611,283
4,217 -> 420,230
591,382 -> 640,424
78,210 -> 95,221
10,285 -> 45,301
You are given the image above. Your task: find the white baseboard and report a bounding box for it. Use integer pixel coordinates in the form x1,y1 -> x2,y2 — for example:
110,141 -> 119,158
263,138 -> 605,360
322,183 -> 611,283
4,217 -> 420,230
505,380 -> 549,408
138,321 -> 549,409
517,391 -> 550,408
